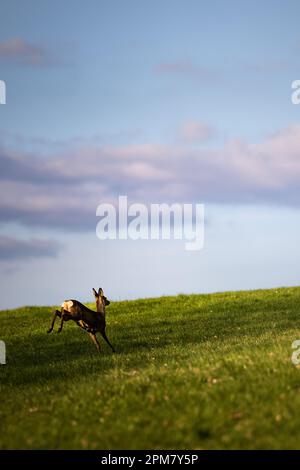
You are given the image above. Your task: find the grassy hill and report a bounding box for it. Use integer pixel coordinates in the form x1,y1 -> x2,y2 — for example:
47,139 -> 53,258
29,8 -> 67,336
1,287 -> 300,450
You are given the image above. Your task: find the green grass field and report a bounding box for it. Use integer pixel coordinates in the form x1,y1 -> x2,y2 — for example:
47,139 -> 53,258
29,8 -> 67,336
1,286 -> 300,450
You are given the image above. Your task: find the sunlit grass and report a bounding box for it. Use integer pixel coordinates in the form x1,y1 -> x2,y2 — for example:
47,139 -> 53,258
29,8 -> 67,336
1,287 -> 300,449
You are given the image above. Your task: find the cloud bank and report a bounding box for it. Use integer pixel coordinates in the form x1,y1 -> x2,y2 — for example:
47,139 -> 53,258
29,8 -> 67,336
1,123 -> 300,231
0,236 -> 63,260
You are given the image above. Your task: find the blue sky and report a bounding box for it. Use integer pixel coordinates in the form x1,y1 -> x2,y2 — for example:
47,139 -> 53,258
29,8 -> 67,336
0,0 -> 300,309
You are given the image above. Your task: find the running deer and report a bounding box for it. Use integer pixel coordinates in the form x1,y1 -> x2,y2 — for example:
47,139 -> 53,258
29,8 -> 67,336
47,287 -> 115,353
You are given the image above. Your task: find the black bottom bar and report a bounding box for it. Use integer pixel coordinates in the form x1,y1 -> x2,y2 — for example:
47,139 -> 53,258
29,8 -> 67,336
0,450 -> 299,466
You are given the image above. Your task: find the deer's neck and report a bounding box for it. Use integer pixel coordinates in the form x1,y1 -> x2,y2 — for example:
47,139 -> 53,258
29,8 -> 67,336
96,303 -> 105,317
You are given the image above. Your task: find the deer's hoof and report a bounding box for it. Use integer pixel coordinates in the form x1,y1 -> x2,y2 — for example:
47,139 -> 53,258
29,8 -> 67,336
57,328 -> 62,334
47,329 -> 52,334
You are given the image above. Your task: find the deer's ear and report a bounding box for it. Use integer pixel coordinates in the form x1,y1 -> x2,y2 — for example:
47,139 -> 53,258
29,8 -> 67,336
93,288 -> 99,298
98,287 -> 103,296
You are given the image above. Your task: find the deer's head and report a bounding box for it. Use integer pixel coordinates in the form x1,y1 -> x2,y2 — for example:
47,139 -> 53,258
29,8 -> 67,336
93,287 -> 110,313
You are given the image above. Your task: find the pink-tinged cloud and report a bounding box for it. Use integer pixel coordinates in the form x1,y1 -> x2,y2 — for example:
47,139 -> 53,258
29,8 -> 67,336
1,124 -> 300,231
0,38 -> 53,66
154,60 -> 214,80
179,121 -> 216,143
250,59 -> 289,73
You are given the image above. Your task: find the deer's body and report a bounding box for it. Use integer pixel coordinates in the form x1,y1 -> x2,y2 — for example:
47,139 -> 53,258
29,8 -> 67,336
47,288 -> 115,353
60,299 -> 104,331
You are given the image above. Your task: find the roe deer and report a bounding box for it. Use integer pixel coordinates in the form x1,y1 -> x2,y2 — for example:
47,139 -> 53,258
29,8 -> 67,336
47,287 -> 115,353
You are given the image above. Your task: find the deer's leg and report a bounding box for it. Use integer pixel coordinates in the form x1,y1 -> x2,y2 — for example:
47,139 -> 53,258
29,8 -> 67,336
57,308 -> 68,333
77,319 -> 94,333
100,329 -> 115,353
88,332 -> 101,353
47,309 -> 61,333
